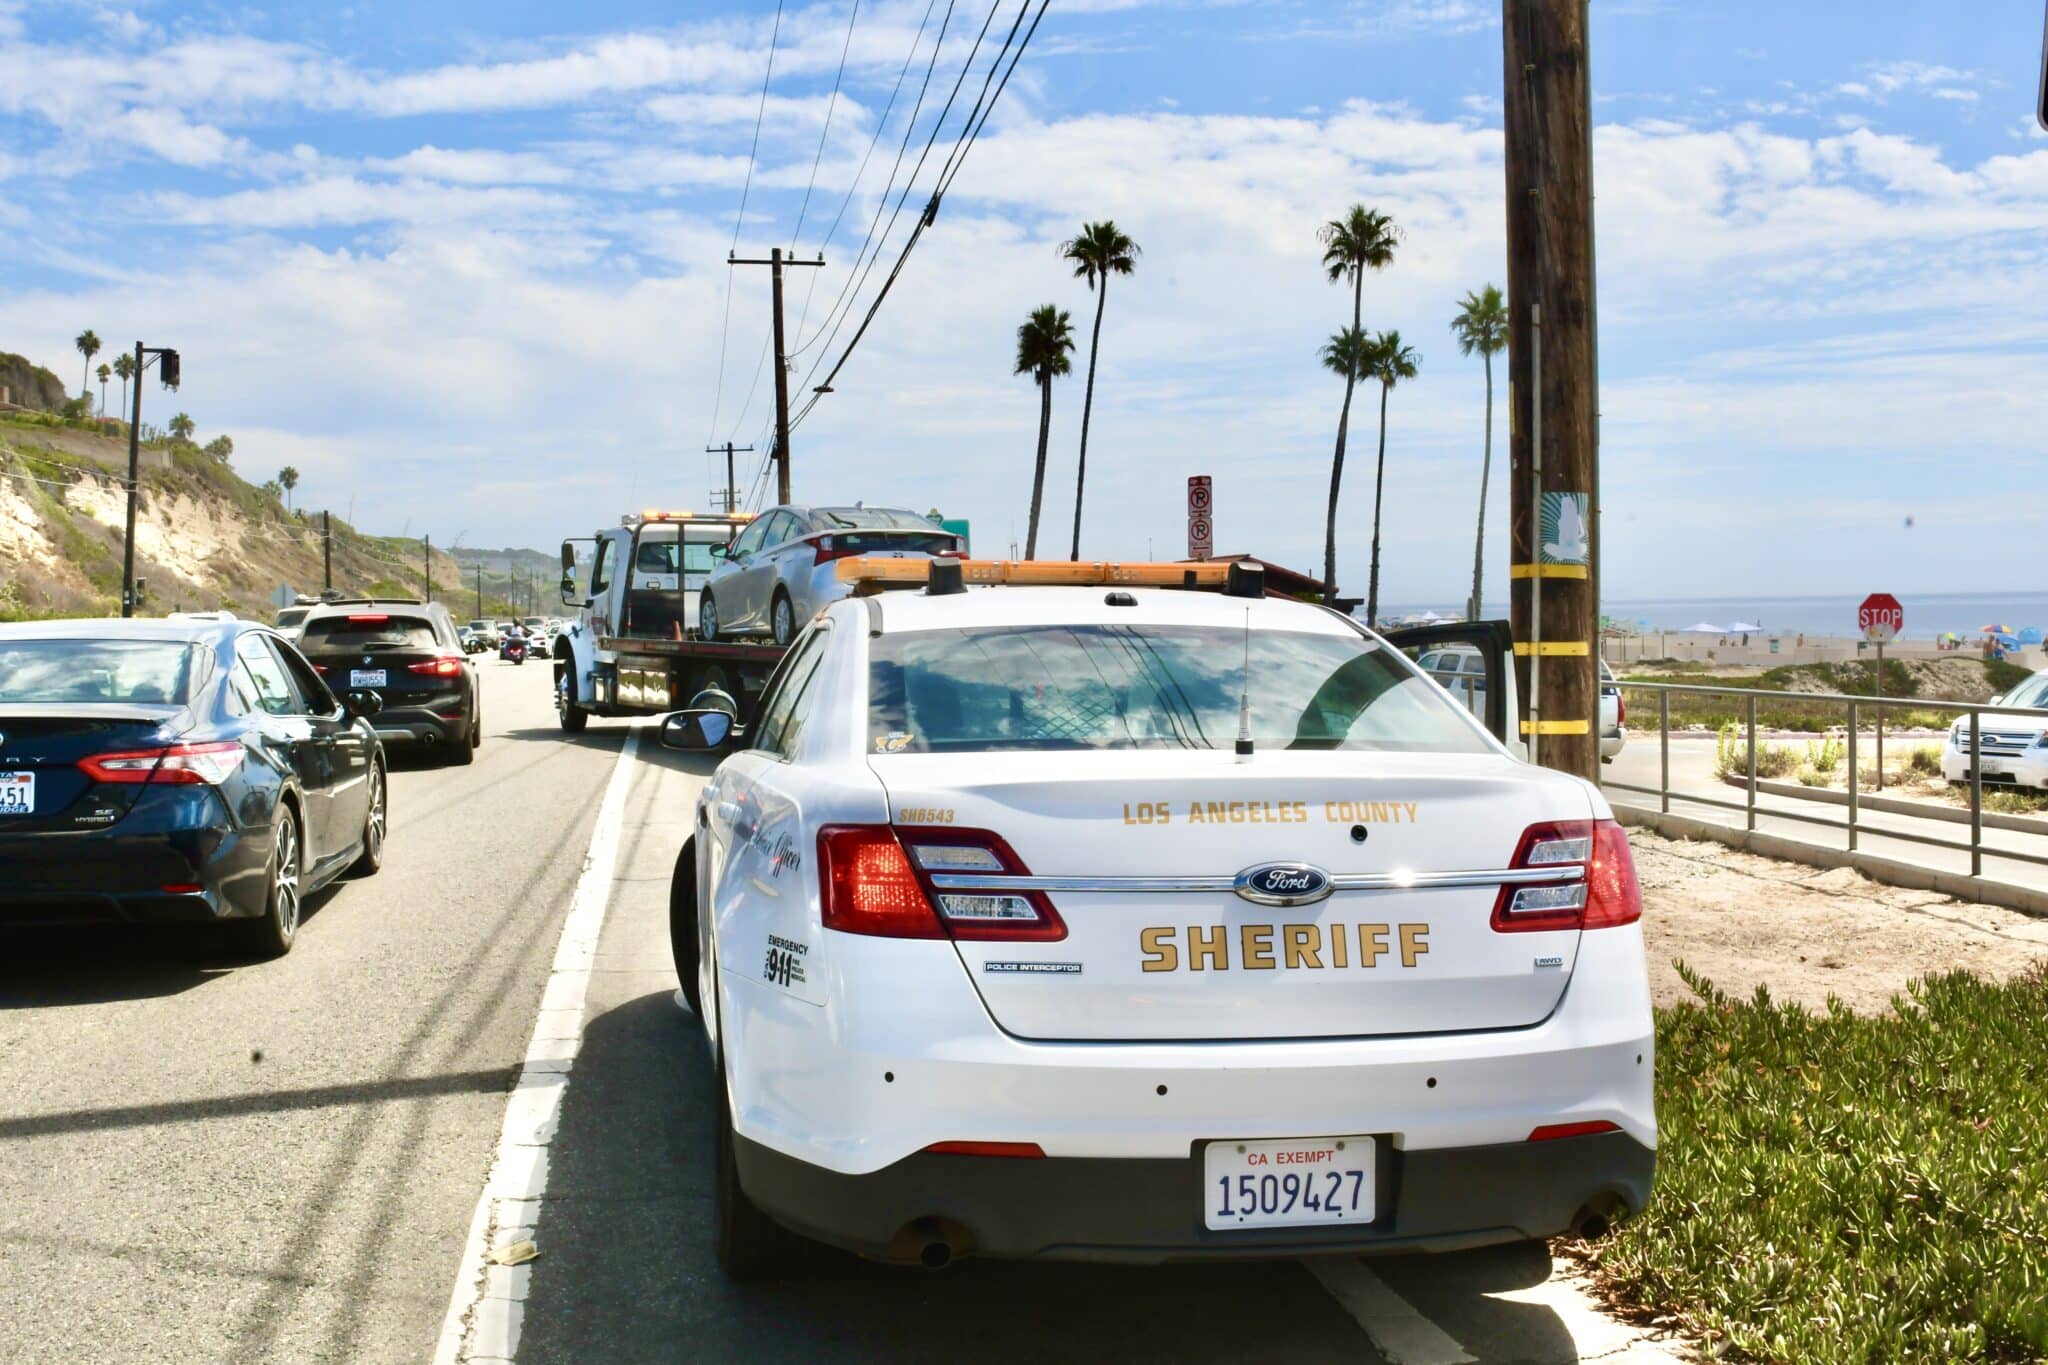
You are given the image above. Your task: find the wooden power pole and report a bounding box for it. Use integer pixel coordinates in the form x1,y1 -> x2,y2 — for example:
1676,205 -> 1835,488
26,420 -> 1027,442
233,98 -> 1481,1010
729,248 -> 823,506
1502,0 -> 1600,782
707,442 -> 753,514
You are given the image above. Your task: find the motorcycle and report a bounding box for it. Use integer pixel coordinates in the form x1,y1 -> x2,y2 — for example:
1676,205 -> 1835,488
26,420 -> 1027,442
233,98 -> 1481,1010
501,634 -> 529,666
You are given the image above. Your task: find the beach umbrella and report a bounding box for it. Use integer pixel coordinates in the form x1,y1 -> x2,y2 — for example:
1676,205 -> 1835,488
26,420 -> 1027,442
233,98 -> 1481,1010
2020,628 -> 2042,645
1981,624 -> 2014,635
1681,622 -> 1725,633
1726,620 -> 1762,632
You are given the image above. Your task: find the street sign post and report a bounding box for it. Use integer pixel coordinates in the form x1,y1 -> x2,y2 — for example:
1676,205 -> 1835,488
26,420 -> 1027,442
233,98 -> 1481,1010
1187,475 -> 1213,561
1859,593 -> 1903,788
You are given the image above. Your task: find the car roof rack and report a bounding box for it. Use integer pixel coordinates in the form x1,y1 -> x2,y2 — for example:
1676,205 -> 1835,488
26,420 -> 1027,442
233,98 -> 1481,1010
834,557 -> 1268,598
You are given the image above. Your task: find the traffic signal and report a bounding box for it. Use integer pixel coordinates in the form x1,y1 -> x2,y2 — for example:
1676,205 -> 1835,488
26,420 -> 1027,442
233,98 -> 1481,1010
159,349 -> 180,389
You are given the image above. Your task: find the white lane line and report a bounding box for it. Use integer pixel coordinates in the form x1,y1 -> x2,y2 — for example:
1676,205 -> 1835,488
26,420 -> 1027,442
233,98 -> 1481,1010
433,725 -> 643,1365
1307,1258 -> 1477,1365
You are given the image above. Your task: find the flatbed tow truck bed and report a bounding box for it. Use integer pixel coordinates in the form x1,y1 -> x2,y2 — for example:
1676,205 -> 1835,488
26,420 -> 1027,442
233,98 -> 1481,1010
578,634 -> 789,716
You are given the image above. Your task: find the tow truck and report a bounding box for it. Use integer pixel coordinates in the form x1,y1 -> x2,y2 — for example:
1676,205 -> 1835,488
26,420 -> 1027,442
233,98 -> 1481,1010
551,510 -> 788,733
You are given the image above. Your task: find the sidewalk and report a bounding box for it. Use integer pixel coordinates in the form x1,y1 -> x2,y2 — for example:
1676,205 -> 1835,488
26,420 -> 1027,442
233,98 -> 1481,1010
1603,738 -> 2048,915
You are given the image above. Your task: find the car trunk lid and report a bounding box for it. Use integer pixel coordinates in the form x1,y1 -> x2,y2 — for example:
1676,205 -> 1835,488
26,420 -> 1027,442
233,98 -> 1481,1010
0,704 -> 191,832
870,749 -> 1594,1041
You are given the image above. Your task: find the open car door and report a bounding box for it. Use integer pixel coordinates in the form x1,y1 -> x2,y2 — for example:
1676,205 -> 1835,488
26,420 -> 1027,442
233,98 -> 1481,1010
1376,619 -> 1523,759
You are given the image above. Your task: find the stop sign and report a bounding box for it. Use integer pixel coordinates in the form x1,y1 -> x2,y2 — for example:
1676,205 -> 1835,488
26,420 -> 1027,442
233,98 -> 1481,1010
1858,592 -> 1903,644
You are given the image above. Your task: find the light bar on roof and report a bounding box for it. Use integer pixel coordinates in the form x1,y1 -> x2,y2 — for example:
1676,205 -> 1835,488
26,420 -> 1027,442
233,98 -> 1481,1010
833,557 -> 1236,589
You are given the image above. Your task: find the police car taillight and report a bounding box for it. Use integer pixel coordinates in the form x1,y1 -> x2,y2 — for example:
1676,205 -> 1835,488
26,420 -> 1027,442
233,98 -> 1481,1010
1491,819 -> 1641,933
816,826 -> 1067,941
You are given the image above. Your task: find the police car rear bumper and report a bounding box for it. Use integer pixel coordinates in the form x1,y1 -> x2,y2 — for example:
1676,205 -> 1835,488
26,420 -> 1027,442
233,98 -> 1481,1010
735,1128 -> 1655,1264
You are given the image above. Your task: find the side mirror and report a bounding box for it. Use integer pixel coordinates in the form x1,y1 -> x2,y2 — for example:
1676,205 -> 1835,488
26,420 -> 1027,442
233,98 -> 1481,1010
343,688 -> 385,719
661,709 -> 733,752
559,573 -> 578,606
709,544 -> 730,561
559,541 -> 577,573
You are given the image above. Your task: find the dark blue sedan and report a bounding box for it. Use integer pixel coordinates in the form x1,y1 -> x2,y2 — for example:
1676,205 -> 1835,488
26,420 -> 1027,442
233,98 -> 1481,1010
0,616 -> 387,955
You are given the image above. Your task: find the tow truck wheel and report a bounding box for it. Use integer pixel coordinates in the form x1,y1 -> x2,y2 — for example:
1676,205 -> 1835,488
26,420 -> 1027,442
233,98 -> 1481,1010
770,591 -> 796,647
699,592 -> 720,643
556,659 -> 589,734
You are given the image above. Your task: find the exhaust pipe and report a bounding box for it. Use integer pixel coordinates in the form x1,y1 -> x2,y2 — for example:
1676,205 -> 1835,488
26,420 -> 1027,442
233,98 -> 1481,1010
420,732 -> 439,748
919,1242 -> 952,1270
890,1217 -> 973,1268
1569,1193 -> 1629,1241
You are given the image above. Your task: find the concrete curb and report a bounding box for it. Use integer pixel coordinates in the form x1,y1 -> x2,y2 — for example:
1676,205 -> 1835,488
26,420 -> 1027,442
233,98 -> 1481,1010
1741,777 -> 2048,838
1610,801 -> 2048,918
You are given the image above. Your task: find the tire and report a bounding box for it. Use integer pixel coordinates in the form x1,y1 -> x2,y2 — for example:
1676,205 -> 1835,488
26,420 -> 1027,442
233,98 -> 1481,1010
240,803 -> 303,957
669,840 -> 701,1016
556,659 -> 589,734
448,726 -> 476,765
349,762 -> 387,877
770,591 -> 796,647
699,592 -> 720,643
714,1050 -> 798,1280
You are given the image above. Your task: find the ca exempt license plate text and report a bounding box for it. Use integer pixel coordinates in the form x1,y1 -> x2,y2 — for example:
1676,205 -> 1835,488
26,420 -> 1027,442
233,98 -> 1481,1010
1203,1136 -> 1374,1230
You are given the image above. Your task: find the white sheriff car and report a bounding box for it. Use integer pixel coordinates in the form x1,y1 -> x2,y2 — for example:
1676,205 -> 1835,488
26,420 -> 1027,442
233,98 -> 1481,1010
663,559 -> 1656,1277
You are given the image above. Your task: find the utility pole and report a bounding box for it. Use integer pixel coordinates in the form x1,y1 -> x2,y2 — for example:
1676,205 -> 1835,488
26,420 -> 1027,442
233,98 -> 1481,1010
120,341 -> 179,618
424,535 -> 432,603
475,564 -> 483,620
707,442 -> 752,514
322,511 -> 333,593
729,249 -> 824,505
1502,0 -> 1600,782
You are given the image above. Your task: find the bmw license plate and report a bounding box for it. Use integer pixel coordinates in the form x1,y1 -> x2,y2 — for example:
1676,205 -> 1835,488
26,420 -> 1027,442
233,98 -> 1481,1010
1204,1136 -> 1374,1230
350,669 -> 387,688
0,772 -> 33,815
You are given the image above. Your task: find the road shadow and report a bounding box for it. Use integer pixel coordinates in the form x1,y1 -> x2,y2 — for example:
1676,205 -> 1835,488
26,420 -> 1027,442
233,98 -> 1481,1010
519,991 -> 1376,1364
0,881 -> 347,1009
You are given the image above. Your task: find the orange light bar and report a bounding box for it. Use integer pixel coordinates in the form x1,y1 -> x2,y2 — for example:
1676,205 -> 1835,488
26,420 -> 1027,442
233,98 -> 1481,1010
834,556 -> 1234,589
639,508 -> 696,521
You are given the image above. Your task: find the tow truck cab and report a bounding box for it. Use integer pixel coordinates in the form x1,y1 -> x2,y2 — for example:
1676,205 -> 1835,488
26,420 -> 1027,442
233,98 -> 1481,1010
552,511 -> 786,732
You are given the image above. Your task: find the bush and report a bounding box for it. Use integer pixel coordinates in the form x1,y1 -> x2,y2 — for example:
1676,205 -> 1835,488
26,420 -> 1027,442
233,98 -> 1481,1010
1715,722 -> 1797,780
1805,734 -> 1843,775
1591,964 -> 2048,1362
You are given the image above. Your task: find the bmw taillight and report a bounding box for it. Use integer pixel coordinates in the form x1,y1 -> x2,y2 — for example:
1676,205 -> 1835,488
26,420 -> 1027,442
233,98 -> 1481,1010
816,825 -> 1066,941
407,656 -> 466,678
80,741 -> 247,786
1491,819 -> 1641,932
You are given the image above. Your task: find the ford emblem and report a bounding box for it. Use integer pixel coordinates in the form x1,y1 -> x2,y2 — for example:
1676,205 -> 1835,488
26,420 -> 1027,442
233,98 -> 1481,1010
1233,862 -> 1333,907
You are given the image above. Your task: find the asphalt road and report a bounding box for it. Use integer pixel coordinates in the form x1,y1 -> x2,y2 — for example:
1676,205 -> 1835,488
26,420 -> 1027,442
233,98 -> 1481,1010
1,663 -> 1673,1364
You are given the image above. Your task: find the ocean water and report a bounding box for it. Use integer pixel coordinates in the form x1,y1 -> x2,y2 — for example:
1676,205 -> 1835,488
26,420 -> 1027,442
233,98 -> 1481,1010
1378,592 -> 2048,641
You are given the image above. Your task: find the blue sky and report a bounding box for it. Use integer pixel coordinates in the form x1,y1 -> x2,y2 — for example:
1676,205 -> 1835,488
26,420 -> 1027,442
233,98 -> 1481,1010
2,0 -> 2045,605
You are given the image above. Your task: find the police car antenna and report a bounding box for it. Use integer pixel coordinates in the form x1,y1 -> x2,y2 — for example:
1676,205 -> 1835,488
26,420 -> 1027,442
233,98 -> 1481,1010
1235,605 -> 1254,760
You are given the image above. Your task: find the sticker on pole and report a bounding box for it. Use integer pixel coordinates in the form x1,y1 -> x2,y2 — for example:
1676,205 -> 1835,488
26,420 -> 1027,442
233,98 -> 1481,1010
1858,593 -> 1902,644
1187,476 -> 1213,561
1538,492 -> 1589,565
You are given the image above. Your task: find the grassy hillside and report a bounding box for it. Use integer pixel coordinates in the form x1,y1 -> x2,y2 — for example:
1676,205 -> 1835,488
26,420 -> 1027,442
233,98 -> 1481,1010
0,412 -> 535,622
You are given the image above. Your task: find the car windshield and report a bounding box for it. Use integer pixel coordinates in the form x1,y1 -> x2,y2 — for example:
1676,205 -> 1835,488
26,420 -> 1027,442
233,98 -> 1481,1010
0,639 -> 205,705
1999,674 -> 2048,710
300,615 -> 439,651
812,507 -> 936,531
868,624 -> 1492,754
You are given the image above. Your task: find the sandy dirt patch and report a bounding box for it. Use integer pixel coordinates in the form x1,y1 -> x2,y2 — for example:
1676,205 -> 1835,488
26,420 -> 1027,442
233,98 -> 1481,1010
1632,831 -> 2048,1013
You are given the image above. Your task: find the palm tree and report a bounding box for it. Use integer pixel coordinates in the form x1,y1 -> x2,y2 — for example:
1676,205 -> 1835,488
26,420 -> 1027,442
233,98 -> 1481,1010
1013,304 -> 1076,559
278,466 -> 300,512
96,363 -> 111,417
1318,327 -> 1373,612
1317,206 -> 1400,603
112,352 -> 135,419
168,412 -> 195,441
75,329 -> 101,399
1450,285 -> 1508,621
1363,330 -> 1420,627
1058,220 -> 1140,560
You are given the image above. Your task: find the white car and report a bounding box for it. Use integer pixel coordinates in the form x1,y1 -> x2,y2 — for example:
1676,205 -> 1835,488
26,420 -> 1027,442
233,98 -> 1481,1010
1413,643 -> 1626,760
663,563 -> 1656,1276
1942,668 -> 2048,789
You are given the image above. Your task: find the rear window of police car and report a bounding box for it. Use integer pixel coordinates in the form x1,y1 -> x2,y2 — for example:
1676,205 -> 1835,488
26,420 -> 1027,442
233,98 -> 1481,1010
868,624 -> 1492,755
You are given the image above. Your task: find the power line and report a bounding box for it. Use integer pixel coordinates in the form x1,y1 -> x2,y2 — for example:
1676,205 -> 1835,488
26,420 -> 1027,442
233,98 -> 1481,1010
706,0 -> 787,446
791,0 -> 1048,431
787,0 -> 862,253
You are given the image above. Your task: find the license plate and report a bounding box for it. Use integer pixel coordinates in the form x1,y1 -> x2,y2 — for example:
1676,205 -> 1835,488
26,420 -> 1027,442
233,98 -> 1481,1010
1980,758 -> 2008,774
350,669 -> 387,688
1204,1136 -> 1374,1230
0,772 -> 34,816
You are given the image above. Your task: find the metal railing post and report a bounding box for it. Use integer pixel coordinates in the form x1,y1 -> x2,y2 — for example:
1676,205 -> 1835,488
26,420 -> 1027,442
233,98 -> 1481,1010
1659,690 -> 1670,814
1746,692 -> 1758,831
1970,710 -> 1983,878
1846,700 -> 1858,852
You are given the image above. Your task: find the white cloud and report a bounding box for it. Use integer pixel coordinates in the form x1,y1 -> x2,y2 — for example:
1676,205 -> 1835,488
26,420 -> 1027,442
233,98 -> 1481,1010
148,177 -> 576,229
365,146 -> 574,186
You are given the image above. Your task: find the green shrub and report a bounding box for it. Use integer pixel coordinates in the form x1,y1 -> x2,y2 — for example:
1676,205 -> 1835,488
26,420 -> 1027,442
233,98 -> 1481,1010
1715,721 -> 1797,780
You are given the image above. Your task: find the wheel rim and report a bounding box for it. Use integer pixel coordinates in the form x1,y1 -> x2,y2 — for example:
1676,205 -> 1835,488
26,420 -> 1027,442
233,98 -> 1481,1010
366,768 -> 386,858
275,813 -> 301,938
701,596 -> 718,639
556,670 -> 571,716
773,598 -> 792,645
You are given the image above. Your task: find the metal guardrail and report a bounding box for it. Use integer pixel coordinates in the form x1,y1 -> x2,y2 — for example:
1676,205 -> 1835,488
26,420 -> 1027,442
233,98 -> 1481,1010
1606,680 -> 2048,879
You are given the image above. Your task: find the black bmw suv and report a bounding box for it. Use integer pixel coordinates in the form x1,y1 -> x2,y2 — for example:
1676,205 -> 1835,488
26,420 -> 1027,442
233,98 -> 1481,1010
294,599 -> 480,765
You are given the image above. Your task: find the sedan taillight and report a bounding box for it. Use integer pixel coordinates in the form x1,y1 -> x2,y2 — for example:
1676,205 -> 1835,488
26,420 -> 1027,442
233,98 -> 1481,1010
816,825 -> 1066,941
408,656 -> 466,677
1490,819 -> 1641,932
80,741 -> 247,786
810,535 -> 860,566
